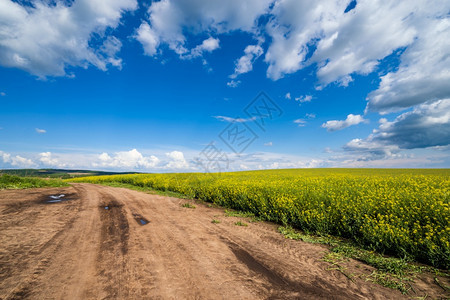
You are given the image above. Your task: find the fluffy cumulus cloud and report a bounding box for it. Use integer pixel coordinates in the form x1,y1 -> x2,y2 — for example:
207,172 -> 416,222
0,0 -> 137,78
230,44 -> 264,79
190,37 -> 220,57
265,0 -> 346,81
96,149 -> 160,169
344,99 -> 450,161
372,100 -> 448,148
265,0 -> 421,86
165,150 -> 188,169
366,13 -> 450,114
0,149 -> 196,171
135,0 -> 272,57
0,150 -> 37,168
39,152 -> 65,168
322,114 -> 366,131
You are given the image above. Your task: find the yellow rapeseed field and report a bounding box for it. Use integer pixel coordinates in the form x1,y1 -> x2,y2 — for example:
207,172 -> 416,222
70,169 -> 449,269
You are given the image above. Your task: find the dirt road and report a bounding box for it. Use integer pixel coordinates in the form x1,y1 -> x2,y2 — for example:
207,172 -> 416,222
0,184 -> 447,299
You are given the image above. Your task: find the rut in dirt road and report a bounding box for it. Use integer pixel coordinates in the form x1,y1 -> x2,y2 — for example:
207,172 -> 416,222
1,183 -> 448,299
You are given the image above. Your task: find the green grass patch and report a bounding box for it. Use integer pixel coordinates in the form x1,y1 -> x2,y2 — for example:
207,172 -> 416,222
181,203 -> 196,209
211,219 -> 221,224
278,226 -> 334,244
0,174 -> 68,190
224,209 -> 263,222
235,221 -> 248,227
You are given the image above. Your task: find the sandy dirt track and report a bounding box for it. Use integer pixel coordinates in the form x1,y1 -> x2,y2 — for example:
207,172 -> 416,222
0,184 -> 448,299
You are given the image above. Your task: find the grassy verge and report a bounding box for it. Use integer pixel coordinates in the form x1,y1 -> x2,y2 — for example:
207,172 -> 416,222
0,174 -> 68,190
224,209 -> 263,222
82,181 -> 192,199
278,226 -> 449,294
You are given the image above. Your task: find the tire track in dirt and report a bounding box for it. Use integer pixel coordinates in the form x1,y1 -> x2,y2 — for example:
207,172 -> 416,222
97,194 -> 130,299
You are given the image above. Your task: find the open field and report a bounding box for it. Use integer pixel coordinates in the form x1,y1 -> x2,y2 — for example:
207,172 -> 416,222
0,183 -> 449,299
70,169 -> 450,269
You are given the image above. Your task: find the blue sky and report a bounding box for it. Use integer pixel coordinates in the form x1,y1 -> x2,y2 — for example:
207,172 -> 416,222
0,0 -> 449,171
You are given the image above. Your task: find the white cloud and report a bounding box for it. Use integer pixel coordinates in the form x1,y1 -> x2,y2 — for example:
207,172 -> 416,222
352,99 -> 450,151
135,0 -> 272,58
229,44 -> 263,79
264,142 -> 273,146
366,14 -> 450,113
239,164 -> 249,170
214,116 -> 256,123
294,95 -> 312,103
96,149 -> 160,169
39,152 -> 67,168
344,138 -> 399,160
294,119 -> 307,127
226,80 -> 241,88
0,151 -> 10,164
0,150 -> 37,168
0,92 -> 5,96
336,153 -> 441,168
99,152 -> 112,162
190,37 -> 220,57
339,99 -> 450,165
322,114 -> 366,131
234,152 -> 327,169
0,0 -> 137,78
269,162 -> 279,169
100,36 -> 123,69
11,155 -> 36,168
265,0 -> 419,85
293,113 -> 315,127
312,1 -> 419,87
35,128 -> 46,134
265,0 -> 344,80
285,92 -> 291,99
165,150 -> 188,169
263,0 -> 450,121
135,22 -> 160,56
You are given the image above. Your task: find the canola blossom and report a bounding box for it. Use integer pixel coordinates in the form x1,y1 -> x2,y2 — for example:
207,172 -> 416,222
70,169 -> 449,269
